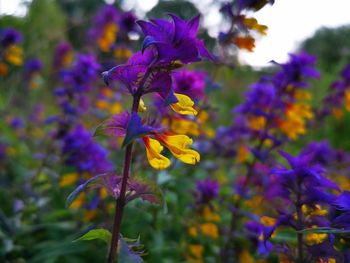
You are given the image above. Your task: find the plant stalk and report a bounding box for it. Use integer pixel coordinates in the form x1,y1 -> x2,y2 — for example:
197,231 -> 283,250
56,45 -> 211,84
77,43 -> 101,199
107,95 -> 141,263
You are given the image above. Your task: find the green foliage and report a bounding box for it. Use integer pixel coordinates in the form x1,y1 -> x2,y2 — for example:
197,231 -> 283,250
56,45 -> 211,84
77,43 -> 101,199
24,0 -> 67,68
74,229 -> 112,244
300,25 -> 350,74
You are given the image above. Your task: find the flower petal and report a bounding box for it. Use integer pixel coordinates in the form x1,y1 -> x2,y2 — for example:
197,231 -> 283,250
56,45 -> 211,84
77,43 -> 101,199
143,136 -> 170,170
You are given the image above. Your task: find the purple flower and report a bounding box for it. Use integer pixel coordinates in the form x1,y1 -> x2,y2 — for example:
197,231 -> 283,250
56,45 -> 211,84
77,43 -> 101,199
234,82 -> 277,116
53,42 -> 72,70
196,178 -> 219,203
268,151 -> 339,201
119,11 -> 138,34
24,58 -> 42,74
301,140 -> 336,167
273,52 -> 320,90
62,125 -> 113,174
102,49 -> 176,103
63,53 -> 100,92
172,69 -> 207,100
0,28 -> 22,47
89,4 -> 119,40
137,14 -> 215,64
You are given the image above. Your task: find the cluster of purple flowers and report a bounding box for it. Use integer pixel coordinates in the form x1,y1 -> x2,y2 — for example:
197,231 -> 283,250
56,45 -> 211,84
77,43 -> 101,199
54,53 -> 100,117
62,125 -> 112,174
0,27 -> 22,48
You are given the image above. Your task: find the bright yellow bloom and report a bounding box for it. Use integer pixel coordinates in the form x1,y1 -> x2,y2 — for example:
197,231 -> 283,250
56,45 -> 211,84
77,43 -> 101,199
306,233 -> 328,245
5,45 -> 23,65
199,223 -> 219,239
278,103 -> 313,140
143,136 -> 170,170
243,17 -> 268,35
155,134 -> 200,165
170,93 -> 198,115
59,172 -> 79,187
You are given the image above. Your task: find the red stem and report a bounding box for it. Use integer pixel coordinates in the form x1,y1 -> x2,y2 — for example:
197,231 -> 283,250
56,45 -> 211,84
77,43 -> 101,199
107,95 -> 141,263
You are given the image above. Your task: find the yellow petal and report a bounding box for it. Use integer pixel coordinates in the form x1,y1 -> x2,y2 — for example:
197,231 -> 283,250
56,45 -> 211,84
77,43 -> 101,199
59,172 -> 79,187
170,93 -> 198,115
143,137 -> 170,170
156,134 -> 200,165
138,98 -> 147,112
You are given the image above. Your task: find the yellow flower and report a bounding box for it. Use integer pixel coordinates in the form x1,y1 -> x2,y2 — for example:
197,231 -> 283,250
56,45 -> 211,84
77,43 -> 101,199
294,90 -> 312,101
243,17 -> 268,35
306,233 -> 328,245
163,117 -> 200,136
114,46 -> 132,60
199,223 -> 219,239
202,206 -> 221,222
345,89 -> 350,111
100,187 -> 109,199
59,172 -> 79,187
170,93 -> 198,115
188,226 -> 198,237
278,103 -> 313,140
142,136 -> 170,170
5,45 -> 23,65
260,216 -> 276,226
239,250 -> 254,263
96,100 -> 109,110
237,144 -> 249,163
234,36 -> 255,52
155,134 -> 200,165
332,107 -> 343,120
138,98 -> 147,112
189,244 -> 203,259
248,116 -> 266,130
70,192 -> 86,209
98,23 -> 118,52
110,102 -> 122,114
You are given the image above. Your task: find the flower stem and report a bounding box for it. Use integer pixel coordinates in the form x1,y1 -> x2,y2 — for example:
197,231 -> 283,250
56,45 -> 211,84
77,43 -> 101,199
296,177 -> 304,263
107,95 -> 141,263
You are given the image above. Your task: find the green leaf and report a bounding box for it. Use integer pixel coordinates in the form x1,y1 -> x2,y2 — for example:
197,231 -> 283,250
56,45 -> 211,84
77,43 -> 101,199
73,229 -> 112,244
298,227 -> 350,235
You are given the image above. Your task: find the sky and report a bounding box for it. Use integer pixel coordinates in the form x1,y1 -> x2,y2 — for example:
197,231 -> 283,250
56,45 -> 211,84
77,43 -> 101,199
2,0 -> 350,67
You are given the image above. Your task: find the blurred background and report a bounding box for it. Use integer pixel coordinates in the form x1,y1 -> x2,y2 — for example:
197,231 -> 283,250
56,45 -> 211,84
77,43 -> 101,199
1,0 -> 350,262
